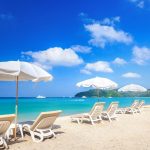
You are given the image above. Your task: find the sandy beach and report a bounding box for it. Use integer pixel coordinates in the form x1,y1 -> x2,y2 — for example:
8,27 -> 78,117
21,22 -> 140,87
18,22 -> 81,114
7,106 -> 150,150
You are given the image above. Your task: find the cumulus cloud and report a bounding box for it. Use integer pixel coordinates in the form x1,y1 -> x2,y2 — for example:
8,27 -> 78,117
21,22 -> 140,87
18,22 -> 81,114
113,57 -> 127,65
32,62 -> 52,70
85,22 -> 133,48
129,0 -> 145,8
23,47 -> 84,70
81,61 -> 113,74
137,1 -> 145,8
71,45 -> 92,53
101,16 -> 120,26
132,46 -> 150,65
122,72 -> 141,78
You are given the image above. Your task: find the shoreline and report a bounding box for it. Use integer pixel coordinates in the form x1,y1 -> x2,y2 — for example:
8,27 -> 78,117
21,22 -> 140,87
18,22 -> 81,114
19,104 -> 150,122
7,104 -> 150,123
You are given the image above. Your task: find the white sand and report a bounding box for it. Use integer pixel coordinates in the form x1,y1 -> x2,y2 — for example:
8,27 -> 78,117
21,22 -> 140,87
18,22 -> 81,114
8,107 -> 150,150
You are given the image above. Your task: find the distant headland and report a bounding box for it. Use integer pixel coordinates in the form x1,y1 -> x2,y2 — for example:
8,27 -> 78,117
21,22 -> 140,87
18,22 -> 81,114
75,89 -> 150,98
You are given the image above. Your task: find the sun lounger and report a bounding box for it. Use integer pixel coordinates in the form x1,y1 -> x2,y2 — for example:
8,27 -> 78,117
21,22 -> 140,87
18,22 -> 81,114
0,114 -> 15,149
102,102 -> 118,122
117,100 -> 139,114
71,102 -> 105,125
125,100 -> 139,114
135,100 -> 145,113
23,110 -> 62,142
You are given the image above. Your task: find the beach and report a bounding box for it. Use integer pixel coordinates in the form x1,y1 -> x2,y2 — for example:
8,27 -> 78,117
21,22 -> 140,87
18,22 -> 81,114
0,0 -> 150,149
8,106 -> 150,150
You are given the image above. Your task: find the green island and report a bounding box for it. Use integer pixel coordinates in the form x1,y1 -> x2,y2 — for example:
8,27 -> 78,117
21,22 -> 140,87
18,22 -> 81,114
75,89 -> 150,98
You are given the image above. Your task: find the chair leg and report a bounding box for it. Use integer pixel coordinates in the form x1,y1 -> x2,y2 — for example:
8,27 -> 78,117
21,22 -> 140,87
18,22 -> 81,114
18,125 -> 24,139
50,129 -> 56,138
99,116 -> 104,124
137,108 -> 141,113
5,128 -> 12,141
107,114 -> 112,123
1,137 -> 9,149
91,120 -> 94,125
89,116 -> 94,125
30,131 -> 44,143
0,137 -> 4,147
130,109 -> 135,114
104,113 -> 112,122
77,118 -> 80,124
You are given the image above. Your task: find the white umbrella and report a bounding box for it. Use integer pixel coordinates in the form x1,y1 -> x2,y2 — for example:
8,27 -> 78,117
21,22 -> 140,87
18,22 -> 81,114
118,84 -> 147,92
0,61 -> 52,81
76,77 -> 118,97
0,61 -> 53,138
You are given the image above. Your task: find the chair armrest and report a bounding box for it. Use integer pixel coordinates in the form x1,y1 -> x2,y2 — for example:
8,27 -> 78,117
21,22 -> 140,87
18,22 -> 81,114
23,124 -> 31,132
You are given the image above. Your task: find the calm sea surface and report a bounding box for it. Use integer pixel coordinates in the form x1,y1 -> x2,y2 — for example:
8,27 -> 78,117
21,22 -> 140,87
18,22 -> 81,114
0,97 -> 150,121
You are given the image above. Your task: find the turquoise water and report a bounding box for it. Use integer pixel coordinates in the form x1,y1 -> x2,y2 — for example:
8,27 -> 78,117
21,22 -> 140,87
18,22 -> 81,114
0,97 -> 150,121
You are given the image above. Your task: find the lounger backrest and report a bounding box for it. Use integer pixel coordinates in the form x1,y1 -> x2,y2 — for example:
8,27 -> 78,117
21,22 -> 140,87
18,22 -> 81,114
131,100 -> 139,108
31,110 -> 62,131
137,100 -> 145,108
107,102 -> 118,116
90,102 -> 105,120
0,114 -> 15,136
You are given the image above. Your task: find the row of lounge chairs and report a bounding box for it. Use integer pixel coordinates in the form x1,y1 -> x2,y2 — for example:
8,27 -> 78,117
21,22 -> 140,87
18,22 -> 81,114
71,100 -> 144,124
0,100 -> 145,149
117,100 -> 145,114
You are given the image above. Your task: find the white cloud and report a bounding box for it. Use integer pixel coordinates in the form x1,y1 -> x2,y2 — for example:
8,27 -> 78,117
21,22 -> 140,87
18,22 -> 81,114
80,69 -> 92,75
85,22 -> 133,48
71,45 -> 92,53
132,46 -> 150,65
82,61 -> 113,74
32,62 -> 52,70
129,0 -> 139,2
129,0 -> 145,8
122,72 -> 141,78
113,57 -> 127,65
101,16 -> 120,26
137,1 -> 145,8
23,47 -> 84,70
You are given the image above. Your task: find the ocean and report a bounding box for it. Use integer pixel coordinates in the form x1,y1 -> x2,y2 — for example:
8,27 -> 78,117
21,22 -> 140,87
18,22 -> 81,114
0,97 -> 150,121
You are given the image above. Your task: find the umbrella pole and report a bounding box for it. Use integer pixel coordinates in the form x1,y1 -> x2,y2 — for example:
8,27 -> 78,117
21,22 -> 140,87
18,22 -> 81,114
14,76 -> 19,140
97,89 -> 100,101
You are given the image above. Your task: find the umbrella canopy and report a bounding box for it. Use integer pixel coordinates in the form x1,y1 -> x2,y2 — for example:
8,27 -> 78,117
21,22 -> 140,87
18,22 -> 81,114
76,77 -> 118,90
0,61 -> 53,138
118,84 -> 147,92
0,61 -> 52,81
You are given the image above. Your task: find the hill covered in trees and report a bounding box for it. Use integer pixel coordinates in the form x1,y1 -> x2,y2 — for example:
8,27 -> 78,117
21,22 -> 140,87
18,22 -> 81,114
75,89 -> 150,98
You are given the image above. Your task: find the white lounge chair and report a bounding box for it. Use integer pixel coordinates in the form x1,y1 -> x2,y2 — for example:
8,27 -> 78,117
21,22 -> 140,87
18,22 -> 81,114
71,102 -> 105,125
135,100 -> 145,113
117,100 -> 139,114
125,100 -> 139,114
23,110 -> 62,142
102,102 -> 118,122
0,114 -> 15,149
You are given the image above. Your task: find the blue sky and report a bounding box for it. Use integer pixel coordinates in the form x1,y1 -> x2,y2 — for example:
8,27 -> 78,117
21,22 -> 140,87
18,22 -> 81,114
0,0 -> 150,97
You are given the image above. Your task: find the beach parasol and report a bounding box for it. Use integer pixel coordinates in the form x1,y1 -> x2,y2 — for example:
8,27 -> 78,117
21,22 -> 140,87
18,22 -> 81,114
0,61 -> 53,138
76,77 -> 118,97
118,84 -> 147,92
